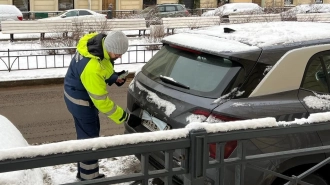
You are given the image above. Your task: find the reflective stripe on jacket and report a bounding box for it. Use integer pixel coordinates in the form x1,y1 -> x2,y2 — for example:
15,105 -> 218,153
64,32 -> 127,124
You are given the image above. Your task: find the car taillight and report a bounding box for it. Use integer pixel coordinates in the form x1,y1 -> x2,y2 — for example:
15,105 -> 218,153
185,10 -> 189,16
192,109 -> 241,159
209,141 -> 238,159
17,16 -> 23,21
105,15 -> 107,19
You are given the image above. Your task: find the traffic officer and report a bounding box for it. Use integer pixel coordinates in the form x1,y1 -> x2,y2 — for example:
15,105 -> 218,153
63,31 -> 141,181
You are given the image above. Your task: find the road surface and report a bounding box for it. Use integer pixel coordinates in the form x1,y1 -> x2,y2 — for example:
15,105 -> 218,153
0,80 -> 131,144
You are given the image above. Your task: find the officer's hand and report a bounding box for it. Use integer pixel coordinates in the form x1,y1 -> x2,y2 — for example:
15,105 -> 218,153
115,70 -> 127,86
126,113 -> 142,128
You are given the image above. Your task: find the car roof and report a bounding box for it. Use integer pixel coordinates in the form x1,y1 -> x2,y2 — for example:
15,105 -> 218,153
162,22 -> 330,60
66,9 -> 95,11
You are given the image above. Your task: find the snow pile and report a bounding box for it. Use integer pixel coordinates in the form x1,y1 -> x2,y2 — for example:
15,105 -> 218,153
0,115 -> 43,185
304,94 -> 330,110
202,3 -> 263,16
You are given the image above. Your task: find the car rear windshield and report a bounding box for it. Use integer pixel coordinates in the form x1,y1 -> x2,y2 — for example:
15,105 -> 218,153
142,45 -> 242,98
141,6 -> 155,13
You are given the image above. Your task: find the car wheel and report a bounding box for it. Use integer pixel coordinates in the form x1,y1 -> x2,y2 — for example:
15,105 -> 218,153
302,174 -> 328,185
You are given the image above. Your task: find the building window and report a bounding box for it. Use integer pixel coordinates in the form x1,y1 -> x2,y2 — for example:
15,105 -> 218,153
59,0 -> 74,11
284,0 -> 293,6
13,0 -> 29,12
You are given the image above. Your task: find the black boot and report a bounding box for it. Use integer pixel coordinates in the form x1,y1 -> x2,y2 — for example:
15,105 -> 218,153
76,173 -> 105,181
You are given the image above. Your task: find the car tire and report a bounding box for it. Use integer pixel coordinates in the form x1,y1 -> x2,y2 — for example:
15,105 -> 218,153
302,174 -> 328,185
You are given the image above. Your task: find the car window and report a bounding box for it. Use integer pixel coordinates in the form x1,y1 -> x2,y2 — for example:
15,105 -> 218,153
142,45 -> 242,98
79,10 -> 92,16
65,11 -> 78,17
157,6 -> 165,12
166,5 -> 176,12
301,51 -> 330,93
176,5 -> 184,11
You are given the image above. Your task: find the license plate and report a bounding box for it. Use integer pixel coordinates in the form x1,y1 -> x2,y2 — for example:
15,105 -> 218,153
141,110 -> 171,131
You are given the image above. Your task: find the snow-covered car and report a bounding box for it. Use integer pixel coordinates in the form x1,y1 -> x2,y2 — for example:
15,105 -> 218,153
0,115 -> 43,184
281,4 -> 330,21
202,3 -> 264,17
38,9 -> 106,21
0,5 -> 23,30
125,22 -> 330,185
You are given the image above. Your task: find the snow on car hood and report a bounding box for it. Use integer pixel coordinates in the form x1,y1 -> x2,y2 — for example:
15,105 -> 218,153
162,22 -> 330,52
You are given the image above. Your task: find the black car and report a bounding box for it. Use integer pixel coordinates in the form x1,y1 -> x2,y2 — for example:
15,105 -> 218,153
125,22 -> 330,185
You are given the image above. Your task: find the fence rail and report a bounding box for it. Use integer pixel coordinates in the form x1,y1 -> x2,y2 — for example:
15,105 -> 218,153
0,44 -> 162,72
1,116 -> 330,185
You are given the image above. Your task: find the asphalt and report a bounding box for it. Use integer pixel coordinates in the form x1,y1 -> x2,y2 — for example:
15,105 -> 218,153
0,72 -> 135,88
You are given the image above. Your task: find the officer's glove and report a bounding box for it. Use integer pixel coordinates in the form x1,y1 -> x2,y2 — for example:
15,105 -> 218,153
115,70 -> 127,87
126,113 -> 142,128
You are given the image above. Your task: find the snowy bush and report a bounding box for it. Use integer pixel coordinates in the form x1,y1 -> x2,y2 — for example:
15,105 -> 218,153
41,18 -> 110,54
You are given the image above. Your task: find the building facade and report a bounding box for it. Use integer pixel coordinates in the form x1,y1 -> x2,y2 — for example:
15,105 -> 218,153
0,0 -> 102,12
0,0 -> 329,12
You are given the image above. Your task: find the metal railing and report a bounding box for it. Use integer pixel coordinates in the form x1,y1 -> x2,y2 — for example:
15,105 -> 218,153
1,119 -> 330,185
0,44 -> 162,72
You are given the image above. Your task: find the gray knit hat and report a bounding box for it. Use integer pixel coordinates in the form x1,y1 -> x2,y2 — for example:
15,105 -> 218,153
104,31 -> 128,54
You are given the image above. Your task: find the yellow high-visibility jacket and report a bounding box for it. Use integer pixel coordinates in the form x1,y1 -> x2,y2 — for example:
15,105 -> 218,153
64,32 -> 128,124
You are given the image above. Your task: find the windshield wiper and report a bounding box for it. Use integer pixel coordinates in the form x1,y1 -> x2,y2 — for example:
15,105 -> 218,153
159,75 -> 190,89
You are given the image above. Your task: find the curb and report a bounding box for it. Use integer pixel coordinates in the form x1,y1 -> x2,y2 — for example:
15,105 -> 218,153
0,73 -> 135,88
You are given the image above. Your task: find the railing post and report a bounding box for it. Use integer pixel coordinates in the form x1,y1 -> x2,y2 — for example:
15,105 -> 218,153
235,140 -> 246,185
7,49 -> 10,72
184,129 -> 208,185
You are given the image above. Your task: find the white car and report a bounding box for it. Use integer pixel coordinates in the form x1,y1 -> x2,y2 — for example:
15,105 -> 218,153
38,9 -> 106,21
0,5 -> 23,30
281,4 -> 330,20
202,3 -> 264,17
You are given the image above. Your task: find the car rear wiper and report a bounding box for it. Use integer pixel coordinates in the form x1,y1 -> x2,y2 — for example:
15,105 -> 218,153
159,75 -> 190,89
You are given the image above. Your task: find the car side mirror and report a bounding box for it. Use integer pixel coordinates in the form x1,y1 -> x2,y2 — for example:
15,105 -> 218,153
61,15 -> 66,18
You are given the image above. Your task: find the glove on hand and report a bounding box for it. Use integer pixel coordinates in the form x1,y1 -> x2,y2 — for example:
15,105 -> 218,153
126,113 -> 142,128
115,70 -> 127,87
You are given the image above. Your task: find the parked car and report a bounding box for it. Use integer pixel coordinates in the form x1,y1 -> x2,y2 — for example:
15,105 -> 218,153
38,9 -> 106,21
125,22 -> 330,185
202,3 -> 264,18
139,4 -> 190,26
0,5 -> 23,30
281,4 -> 330,21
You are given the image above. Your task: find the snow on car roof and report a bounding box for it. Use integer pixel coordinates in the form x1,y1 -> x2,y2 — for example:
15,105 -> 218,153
0,5 -> 22,15
202,3 -> 263,16
162,22 -> 330,53
286,4 -> 330,14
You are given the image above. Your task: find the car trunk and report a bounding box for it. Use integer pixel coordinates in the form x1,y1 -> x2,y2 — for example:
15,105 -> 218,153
125,44 -> 260,184
127,44 -> 260,132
